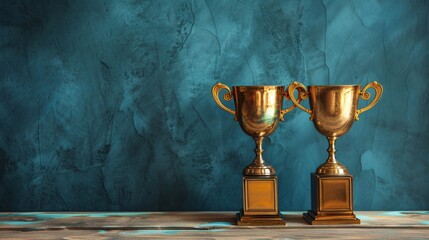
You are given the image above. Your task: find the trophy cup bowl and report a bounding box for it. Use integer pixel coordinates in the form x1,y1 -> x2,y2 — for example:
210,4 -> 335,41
212,82 -> 302,225
212,82 -> 297,176
287,81 -> 383,224
287,82 -> 383,175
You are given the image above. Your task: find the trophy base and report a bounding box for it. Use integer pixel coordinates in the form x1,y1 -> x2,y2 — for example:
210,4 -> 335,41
305,173 -> 360,225
303,210 -> 360,225
237,175 -> 285,226
236,209 -> 286,226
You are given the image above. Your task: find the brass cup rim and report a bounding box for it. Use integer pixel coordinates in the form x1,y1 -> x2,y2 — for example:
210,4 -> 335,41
233,85 -> 284,88
308,84 -> 360,87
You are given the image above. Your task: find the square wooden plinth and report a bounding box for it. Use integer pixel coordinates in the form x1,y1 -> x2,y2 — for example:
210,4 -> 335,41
237,176 -> 286,226
304,173 -> 360,225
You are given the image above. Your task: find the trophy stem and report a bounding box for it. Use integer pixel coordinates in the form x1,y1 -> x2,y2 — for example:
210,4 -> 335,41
327,136 -> 338,164
254,137 -> 265,166
243,137 -> 275,176
315,136 -> 349,175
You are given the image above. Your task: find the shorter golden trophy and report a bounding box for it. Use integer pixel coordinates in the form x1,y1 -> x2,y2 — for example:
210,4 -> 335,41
212,82 -> 300,226
287,81 -> 383,224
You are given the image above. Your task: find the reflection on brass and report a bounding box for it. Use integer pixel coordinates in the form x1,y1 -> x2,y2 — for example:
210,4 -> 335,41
212,82 -> 302,225
288,81 -> 383,225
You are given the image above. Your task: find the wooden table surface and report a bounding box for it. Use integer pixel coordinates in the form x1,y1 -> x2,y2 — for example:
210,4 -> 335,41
0,211 -> 428,239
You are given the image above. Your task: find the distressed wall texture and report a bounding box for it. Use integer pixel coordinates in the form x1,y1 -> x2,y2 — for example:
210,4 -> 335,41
0,0 -> 428,211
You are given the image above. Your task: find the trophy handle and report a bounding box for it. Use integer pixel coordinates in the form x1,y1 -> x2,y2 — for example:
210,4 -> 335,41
280,85 -> 305,121
287,81 -> 313,120
211,82 -> 237,121
355,81 -> 383,120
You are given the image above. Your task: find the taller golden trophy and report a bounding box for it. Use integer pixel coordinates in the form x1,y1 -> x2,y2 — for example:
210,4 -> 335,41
212,82 -> 301,225
287,81 -> 383,224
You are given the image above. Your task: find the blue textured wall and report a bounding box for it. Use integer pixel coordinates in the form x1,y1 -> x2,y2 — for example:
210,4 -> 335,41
0,0 -> 428,211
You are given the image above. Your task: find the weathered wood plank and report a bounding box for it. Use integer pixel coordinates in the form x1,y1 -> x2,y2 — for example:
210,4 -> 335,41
0,228 -> 428,239
0,211 -> 428,229
0,211 -> 427,239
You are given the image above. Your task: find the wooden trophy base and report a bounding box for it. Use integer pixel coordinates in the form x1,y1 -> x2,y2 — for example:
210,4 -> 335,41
236,209 -> 285,226
304,173 -> 360,225
236,176 -> 286,226
303,210 -> 360,225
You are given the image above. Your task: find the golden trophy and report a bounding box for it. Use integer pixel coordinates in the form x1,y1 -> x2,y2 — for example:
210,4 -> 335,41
212,82 -> 301,225
287,81 -> 383,224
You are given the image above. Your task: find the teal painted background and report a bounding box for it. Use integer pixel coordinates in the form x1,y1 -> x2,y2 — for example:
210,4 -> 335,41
0,0 -> 428,211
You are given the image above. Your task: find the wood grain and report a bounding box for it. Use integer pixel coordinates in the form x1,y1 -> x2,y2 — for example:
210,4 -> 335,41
0,211 -> 427,239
